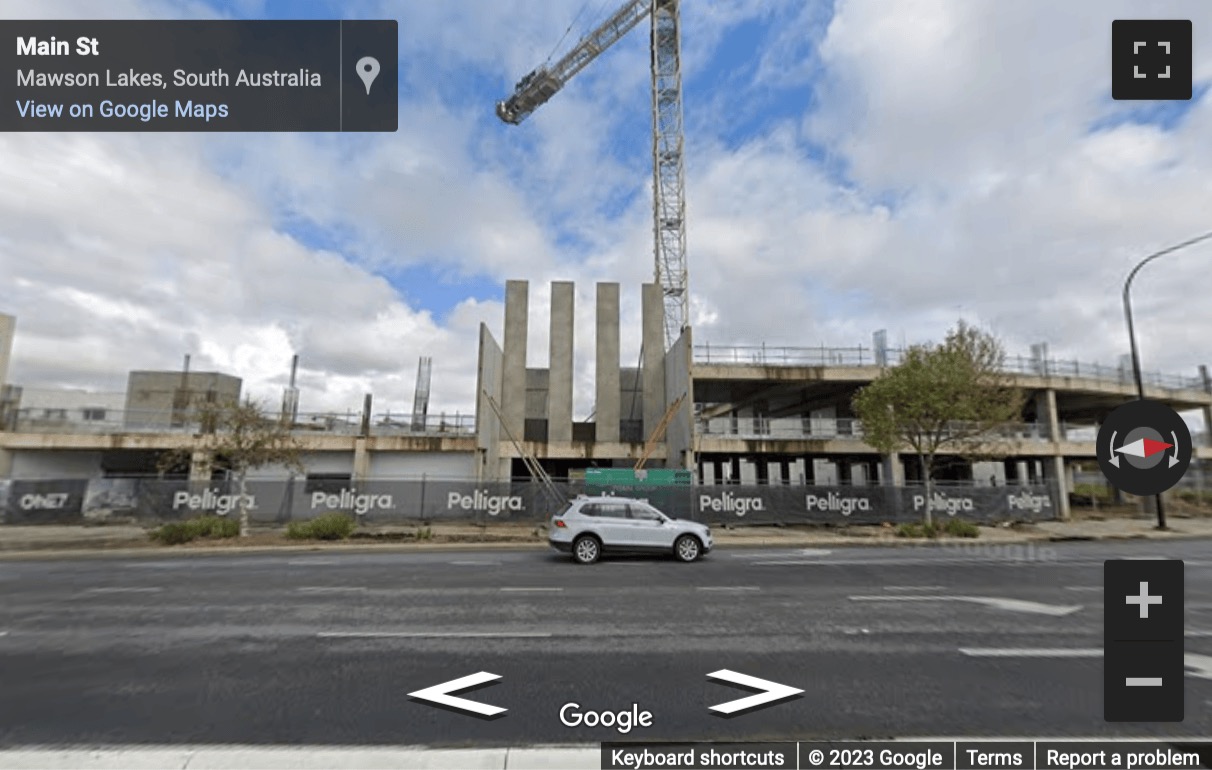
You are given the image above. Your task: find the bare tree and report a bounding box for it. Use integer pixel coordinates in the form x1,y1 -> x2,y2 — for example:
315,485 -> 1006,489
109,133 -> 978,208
853,322 -> 1025,525
161,398 -> 304,536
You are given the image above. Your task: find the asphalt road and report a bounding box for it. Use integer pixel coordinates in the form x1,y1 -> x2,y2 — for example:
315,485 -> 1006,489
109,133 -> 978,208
0,539 -> 1210,746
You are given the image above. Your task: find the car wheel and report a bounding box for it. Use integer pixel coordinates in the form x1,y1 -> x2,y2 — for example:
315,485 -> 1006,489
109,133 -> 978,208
674,535 -> 701,563
573,535 -> 601,565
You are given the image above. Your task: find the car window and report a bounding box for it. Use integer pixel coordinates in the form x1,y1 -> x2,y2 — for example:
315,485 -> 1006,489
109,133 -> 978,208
577,503 -> 599,517
628,505 -> 662,521
597,502 -> 630,519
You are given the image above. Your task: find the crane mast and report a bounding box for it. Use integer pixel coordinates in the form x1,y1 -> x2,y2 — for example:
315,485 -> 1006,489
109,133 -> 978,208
496,0 -> 688,350
649,0 -> 687,349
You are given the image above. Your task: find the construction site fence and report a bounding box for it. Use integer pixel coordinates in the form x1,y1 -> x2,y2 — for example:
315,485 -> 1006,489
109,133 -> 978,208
0,478 -> 1062,526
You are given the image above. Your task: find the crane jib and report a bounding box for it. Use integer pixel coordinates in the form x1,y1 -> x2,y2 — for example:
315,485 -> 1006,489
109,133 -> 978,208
495,0 -> 687,351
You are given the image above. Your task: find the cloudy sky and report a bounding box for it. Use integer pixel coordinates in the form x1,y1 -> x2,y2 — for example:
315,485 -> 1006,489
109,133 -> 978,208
3,0 -> 1211,419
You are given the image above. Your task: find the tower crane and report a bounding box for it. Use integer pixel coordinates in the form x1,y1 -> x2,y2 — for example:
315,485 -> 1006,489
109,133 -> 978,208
496,0 -> 687,351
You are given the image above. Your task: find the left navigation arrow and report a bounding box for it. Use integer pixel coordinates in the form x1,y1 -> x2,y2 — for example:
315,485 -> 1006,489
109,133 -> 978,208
408,671 -> 507,718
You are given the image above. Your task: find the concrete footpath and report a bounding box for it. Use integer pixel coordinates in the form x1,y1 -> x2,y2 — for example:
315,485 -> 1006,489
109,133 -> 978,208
0,513 -> 1209,558
0,745 -> 602,769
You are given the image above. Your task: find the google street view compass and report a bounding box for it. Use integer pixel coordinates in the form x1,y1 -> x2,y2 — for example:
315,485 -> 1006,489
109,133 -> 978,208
1096,400 -> 1191,496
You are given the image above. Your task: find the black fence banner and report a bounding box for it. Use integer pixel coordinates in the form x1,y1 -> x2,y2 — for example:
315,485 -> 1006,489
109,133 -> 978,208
4,478 -> 1061,525
686,484 -> 1057,525
4,479 -> 88,524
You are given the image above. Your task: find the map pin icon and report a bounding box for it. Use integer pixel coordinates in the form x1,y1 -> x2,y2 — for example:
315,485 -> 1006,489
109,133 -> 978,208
356,56 -> 380,95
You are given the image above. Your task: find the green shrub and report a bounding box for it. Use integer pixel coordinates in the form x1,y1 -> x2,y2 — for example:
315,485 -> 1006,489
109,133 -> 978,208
1071,483 -> 1113,503
943,518 -> 980,538
150,522 -> 195,545
1174,489 -> 1212,506
191,515 -> 240,538
896,522 -> 925,538
149,515 -> 240,544
286,512 -> 356,541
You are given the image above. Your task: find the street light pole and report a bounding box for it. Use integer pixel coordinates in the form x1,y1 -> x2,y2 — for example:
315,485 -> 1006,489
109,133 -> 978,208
1121,228 -> 1212,530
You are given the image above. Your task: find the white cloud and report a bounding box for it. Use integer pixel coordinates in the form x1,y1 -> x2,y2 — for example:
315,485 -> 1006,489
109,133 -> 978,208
3,0 -> 1211,430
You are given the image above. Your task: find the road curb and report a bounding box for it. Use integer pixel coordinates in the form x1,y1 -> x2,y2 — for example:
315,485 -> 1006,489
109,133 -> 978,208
1,524 -> 1209,560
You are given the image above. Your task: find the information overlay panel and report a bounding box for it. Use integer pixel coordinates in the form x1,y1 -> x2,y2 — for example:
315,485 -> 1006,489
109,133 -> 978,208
600,741 -> 1212,770
1,20 -> 397,131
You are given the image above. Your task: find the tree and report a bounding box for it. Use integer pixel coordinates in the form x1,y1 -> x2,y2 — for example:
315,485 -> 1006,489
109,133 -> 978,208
160,398 -> 304,537
852,322 -> 1025,525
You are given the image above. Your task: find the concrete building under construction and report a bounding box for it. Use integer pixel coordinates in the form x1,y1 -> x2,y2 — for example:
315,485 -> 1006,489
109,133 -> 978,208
2,289 -> 1212,523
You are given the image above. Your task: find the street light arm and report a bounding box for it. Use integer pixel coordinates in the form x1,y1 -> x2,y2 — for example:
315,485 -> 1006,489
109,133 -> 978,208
1118,227 -> 1212,531
1122,229 -> 1212,398
1124,229 -> 1212,297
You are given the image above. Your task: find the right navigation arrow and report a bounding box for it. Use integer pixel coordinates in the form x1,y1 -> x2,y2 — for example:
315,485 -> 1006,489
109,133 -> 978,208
707,669 -> 803,716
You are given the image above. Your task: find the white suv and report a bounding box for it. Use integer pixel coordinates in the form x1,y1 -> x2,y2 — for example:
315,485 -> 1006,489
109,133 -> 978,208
548,495 -> 713,564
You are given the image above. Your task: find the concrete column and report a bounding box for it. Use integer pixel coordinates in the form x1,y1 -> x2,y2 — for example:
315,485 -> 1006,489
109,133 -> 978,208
766,461 -> 783,485
0,313 -> 13,388
792,458 -> 807,485
360,393 -> 372,437
850,463 -> 868,486
1045,455 -> 1071,521
1203,405 -> 1212,448
701,461 -> 715,485
0,447 -> 12,478
1036,388 -> 1060,441
188,450 -> 213,482
739,458 -> 757,485
813,459 -> 838,486
353,437 -> 370,483
1015,460 -> 1030,486
641,283 -> 666,440
881,453 -> 905,486
501,280 -> 529,440
548,281 -> 574,442
595,283 -> 620,443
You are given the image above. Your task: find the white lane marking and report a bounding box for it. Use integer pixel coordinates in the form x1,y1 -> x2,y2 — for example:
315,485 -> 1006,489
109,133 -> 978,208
851,594 -> 1082,616
730,548 -> 832,559
697,586 -> 760,592
82,587 -> 163,594
1065,586 -> 1102,592
960,649 -> 1212,680
0,631 -> 7,637
288,559 -> 340,566
317,631 -> 553,639
450,560 -> 500,566
297,586 -> 367,593
1189,654 -> 1212,681
122,562 -> 202,569
884,586 -> 944,592
960,648 -> 1103,658
500,587 -> 562,593
753,560 -> 833,565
